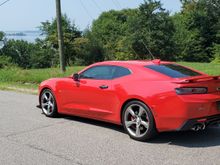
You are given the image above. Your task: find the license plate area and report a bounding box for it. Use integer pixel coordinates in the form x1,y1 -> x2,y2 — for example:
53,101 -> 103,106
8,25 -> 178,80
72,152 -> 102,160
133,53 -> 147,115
217,101 -> 220,110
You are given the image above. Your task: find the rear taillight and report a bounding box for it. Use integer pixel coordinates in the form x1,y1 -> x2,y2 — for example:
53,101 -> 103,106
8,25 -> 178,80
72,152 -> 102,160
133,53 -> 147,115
175,87 -> 207,95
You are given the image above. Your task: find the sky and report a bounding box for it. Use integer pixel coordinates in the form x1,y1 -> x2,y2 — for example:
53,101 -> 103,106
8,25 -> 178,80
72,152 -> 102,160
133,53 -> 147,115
0,0 -> 182,31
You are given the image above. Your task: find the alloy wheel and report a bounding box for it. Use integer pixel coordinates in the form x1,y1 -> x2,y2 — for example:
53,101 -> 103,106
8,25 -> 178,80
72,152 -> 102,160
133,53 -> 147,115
124,104 -> 150,138
41,91 -> 55,116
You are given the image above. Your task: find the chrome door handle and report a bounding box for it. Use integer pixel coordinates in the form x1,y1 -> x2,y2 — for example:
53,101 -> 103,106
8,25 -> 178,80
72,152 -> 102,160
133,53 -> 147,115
99,85 -> 108,89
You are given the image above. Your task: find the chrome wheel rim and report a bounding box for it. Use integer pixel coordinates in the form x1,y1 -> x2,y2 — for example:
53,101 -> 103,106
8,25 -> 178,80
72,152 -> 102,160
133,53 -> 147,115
124,104 -> 149,138
41,91 -> 55,115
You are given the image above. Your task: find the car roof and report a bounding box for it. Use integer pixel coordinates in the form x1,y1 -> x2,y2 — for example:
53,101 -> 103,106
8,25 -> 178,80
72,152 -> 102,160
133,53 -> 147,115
94,60 -> 172,68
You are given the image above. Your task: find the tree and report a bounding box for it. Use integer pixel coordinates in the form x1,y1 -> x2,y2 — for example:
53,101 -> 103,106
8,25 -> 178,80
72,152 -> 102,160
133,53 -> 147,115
128,0 -> 176,60
29,39 -> 57,68
212,44 -> 220,63
73,30 -> 105,65
91,9 -> 137,60
178,0 -> 220,62
1,40 -> 34,68
39,14 -> 81,65
0,31 -> 4,40
172,13 -> 190,61
0,56 -> 13,68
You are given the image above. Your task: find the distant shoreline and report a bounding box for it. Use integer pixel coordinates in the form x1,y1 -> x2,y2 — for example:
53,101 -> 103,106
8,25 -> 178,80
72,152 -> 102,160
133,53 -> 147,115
6,32 -> 26,36
4,31 -> 45,43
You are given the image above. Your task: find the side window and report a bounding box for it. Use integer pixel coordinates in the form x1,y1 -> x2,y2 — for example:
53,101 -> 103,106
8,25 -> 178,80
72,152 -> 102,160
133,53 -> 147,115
80,66 -> 114,80
112,66 -> 131,79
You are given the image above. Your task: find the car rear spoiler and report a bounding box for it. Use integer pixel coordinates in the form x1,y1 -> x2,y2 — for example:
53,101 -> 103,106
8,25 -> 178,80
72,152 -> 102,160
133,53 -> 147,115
173,76 -> 220,84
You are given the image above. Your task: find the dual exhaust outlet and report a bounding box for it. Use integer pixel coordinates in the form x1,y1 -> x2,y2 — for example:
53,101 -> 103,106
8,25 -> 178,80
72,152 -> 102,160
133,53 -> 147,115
191,123 -> 206,131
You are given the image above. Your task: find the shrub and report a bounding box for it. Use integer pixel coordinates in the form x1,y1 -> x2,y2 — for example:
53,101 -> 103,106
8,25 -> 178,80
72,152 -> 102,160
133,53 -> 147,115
0,56 -> 14,68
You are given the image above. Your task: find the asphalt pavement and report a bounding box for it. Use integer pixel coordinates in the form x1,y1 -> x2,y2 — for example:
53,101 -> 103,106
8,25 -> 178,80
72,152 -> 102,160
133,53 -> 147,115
0,90 -> 220,165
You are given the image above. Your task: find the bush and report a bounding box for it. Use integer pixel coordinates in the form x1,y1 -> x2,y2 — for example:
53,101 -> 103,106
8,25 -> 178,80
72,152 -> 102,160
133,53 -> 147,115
1,40 -> 34,68
212,44 -> 220,64
0,56 -> 14,68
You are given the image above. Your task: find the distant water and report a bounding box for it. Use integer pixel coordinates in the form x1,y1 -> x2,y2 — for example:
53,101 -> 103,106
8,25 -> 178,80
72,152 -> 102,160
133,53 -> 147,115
5,31 -> 46,43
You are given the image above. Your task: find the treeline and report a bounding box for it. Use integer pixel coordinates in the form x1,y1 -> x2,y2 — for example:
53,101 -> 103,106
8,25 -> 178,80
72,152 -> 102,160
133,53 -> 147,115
0,0 -> 220,69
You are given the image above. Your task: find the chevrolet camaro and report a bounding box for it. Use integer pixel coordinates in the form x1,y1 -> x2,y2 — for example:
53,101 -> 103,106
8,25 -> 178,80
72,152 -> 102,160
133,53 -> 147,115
38,60 -> 220,141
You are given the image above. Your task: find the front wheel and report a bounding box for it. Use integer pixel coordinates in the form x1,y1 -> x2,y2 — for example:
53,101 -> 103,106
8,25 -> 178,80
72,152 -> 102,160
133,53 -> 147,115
40,89 -> 58,117
122,101 -> 157,141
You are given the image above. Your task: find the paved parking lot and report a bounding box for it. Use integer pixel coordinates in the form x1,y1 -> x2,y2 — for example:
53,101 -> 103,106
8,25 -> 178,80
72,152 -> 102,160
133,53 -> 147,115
0,90 -> 220,165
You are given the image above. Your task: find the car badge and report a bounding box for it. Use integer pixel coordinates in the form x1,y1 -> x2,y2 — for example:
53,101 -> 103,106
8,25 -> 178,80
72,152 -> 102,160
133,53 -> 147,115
217,87 -> 220,91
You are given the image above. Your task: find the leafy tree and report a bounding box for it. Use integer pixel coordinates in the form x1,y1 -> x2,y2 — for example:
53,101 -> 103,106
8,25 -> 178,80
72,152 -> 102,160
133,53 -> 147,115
0,56 -> 13,68
128,0 -> 176,60
39,14 -> 81,65
90,0 -> 176,61
0,31 -> 5,50
0,31 -> 4,40
91,9 -> 137,60
29,39 -> 57,68
2,0 -> 220,68
1,39 -> 58,69
1,40 -> 34,68
212,44 -> 220,63
172,13 -> 190,61
211,0 -> 220,63
178,0 -> 220,62
73,30 -> 105,65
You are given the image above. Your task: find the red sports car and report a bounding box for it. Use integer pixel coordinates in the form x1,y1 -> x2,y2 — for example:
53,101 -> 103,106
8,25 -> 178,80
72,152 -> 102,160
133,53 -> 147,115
38,60 -> 220,141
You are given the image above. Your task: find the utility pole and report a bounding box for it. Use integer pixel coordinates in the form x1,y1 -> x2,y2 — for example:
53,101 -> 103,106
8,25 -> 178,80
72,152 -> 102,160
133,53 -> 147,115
56,0 -> 66,72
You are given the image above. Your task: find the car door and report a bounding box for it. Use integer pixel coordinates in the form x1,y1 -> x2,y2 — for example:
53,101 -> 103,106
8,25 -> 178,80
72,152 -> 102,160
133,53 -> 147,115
60,65 -> 119,118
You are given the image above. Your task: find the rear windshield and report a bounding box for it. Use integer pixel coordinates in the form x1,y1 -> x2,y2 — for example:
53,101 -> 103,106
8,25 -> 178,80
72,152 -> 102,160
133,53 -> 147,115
145,64 -> 201,78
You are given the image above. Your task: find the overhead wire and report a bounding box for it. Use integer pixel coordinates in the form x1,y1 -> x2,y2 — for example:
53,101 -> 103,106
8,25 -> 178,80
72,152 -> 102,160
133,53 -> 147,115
111,0 -> 120,9
79,0 -> 94,20
0,0 -> 10,7
114,0 -> 122,8
91,0 -> 103,13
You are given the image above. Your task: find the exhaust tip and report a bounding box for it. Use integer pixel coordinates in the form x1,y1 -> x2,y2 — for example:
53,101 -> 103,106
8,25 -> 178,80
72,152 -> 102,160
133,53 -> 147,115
191,123 -> 206,131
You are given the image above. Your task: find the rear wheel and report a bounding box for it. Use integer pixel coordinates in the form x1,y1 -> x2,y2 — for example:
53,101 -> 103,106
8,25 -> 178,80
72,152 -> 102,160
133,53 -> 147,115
122,101 -> 157,141
40,89 -> 58,117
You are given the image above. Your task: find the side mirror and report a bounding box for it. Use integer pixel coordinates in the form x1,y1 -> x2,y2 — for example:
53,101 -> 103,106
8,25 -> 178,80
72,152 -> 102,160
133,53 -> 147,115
73,73 -> 80,81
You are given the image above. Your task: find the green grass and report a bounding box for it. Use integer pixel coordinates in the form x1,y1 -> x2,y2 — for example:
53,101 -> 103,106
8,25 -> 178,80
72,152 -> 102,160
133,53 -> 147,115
0,62 -> 219,94
0,66 -> 85,84
0,66 -> 85,93
178,62 -> 220,75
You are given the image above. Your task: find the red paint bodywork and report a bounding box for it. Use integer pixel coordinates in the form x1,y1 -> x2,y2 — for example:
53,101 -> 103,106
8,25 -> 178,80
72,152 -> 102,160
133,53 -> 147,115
39,61 -> 220,132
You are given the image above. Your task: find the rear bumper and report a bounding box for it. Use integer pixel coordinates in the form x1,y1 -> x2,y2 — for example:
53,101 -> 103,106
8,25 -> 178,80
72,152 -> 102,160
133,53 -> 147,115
154,93 -> 220,132
179,114 -> 220,131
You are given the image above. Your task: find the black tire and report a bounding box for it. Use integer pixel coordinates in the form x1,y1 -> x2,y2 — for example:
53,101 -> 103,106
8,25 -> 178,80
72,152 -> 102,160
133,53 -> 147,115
122,100 -> 157,141
40,89 -> 58,117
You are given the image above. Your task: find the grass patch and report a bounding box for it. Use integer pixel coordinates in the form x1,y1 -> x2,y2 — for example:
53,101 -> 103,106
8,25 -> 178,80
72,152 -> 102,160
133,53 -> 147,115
178,62 -> 220,75
0,82 -> 39,94
0,66 -> 84,93
0,66 -> 84,84
0,62 -> 219,94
